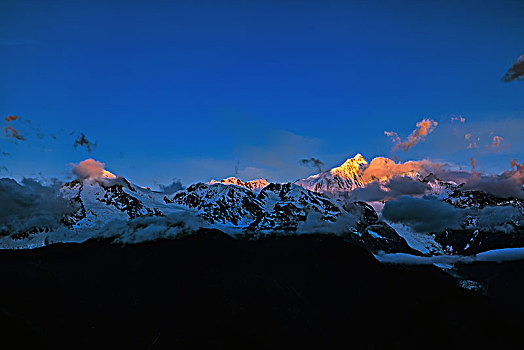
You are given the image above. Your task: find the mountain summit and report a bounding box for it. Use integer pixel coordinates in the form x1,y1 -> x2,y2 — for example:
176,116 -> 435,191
208,177 -> 269,192
331,153 -> 368,179
295,154 -> 368,193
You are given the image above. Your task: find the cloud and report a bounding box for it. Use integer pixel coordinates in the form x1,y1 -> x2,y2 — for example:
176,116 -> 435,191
465,133 -> 480,150
381,189 -> 523,234
385,118 -> 438,153
377,247 -> 524,265
475,205 -> 522,233
492,135 -> 503,148
375,252 -> 473,265
488,135 -> 509,152
4,125 -> 25,141
466,133 -> 508,152
158,179 -> 185,194
384,131 -> 400,145
451,115 -> 466,123
73,132 -> 97,153
426,117 -> 522,159
90,213 -> 205,244
502,54 -> 524,82
463,131 -> 508,152
361,157 -> 442,183
71,159 -> 116,180
382,196 -> 463,233
462,159 -> 524,199
299,157 -> 325,173
4,115 -> 18,122
349,176 -> 430,202
2,115 -> 25,141
0,177 -> 78,235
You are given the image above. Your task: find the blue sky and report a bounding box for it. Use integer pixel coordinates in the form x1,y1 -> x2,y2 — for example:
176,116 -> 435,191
0,0 -> 523,187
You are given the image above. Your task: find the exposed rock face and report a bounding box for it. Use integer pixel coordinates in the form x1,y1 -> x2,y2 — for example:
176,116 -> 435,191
173,182 -> 264,226
249,183 -> 342,231
60,178 -> 165,228
342,201 -> 418,254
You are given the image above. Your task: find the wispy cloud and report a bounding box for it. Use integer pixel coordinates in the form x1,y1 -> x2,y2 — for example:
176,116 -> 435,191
299,157 -> 325,173
385,118 -> 438,153
502,54 -> 524,82
73,132 -> 97,153
2,115 -> 25,141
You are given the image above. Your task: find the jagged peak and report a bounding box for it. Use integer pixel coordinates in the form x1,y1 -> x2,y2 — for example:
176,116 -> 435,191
209,177 -> 245,187
330,153 -> 368,179
209,177 -> 269,192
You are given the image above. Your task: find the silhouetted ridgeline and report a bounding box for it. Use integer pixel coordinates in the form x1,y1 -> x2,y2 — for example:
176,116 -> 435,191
0,229 -> 522,349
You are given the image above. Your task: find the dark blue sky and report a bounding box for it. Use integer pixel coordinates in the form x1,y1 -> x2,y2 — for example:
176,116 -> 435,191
1,0 -> 523,186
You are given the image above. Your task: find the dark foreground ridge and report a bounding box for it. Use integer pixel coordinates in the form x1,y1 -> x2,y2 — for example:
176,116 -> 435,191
0,229 -> 522,349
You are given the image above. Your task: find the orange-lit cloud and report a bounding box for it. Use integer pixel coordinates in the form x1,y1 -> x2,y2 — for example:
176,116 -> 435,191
4,125 -> 25,141
451,115 -> 466,123
384,131 -> 400,144
361,157 -> 442,183
71,159 -> 116,180
2,114 -> 25,141
466,134 -> 480,149
465,133 -> 508,152
385,118 -> 438,153
4,115 -> 18,122
491,135 -> 505,150
469,157 -> 479,179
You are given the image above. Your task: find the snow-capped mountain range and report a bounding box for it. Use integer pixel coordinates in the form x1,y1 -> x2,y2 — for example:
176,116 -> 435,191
1,154 -> 523,261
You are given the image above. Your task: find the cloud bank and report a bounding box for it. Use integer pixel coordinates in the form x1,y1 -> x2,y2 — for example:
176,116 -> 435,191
361,157 -> 441,182
0,178 -> 77,235
377,247 -> 524,265
382,195 -> 523,234
382,196 -> 463,233
462,159 -> 524,199
348,176 -> 430,202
